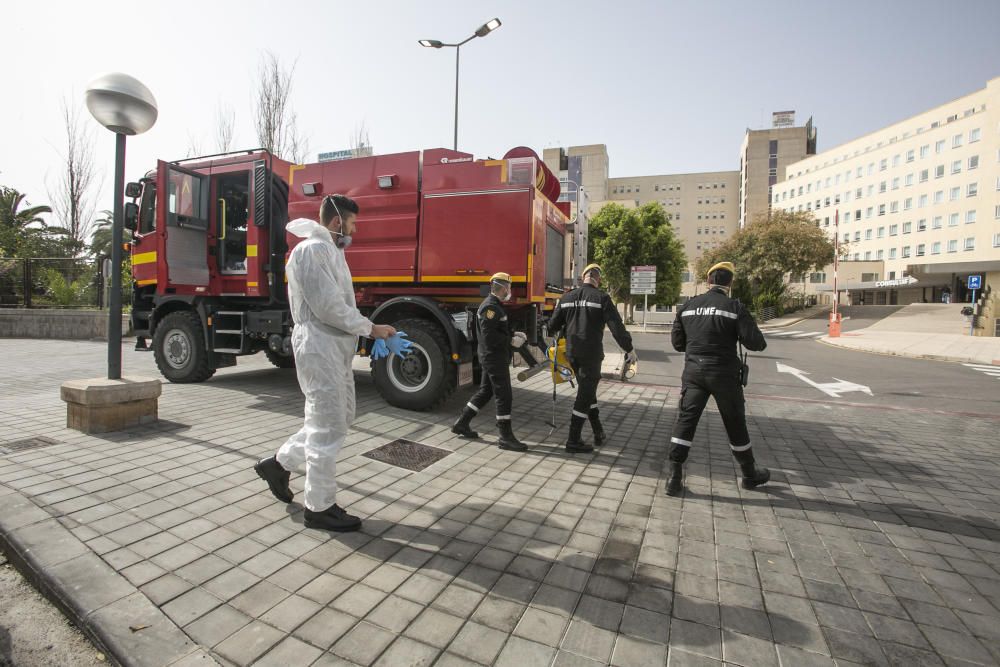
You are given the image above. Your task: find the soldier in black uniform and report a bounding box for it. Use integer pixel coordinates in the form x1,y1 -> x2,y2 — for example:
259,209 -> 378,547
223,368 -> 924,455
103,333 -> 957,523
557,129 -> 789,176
667,261 -> 770,496
547,264 -> 636,453
451,272 -> 528,451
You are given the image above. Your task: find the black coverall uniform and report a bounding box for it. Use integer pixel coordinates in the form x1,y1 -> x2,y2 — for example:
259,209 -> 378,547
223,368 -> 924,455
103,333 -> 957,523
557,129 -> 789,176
467,294 -> 513,420
669,287 -> 766,465
547,283 -> 634,442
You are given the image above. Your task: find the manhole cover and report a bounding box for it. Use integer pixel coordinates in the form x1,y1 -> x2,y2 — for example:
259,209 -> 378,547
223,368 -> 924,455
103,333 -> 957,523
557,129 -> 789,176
362,439 -> 452,472
0,436 -> 60,455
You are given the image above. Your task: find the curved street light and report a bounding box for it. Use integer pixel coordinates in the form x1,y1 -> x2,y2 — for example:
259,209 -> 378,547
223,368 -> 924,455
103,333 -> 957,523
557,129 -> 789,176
85,73 -> 158,379
419,18 -> 501,150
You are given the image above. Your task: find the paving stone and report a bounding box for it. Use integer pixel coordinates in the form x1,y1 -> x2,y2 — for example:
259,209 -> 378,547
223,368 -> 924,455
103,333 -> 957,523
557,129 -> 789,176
366,594 -> 424,633
260,594 -> 323,633
160,586 -> 222,626
822,626 -> 889,666
182,603 -> 252,648
513,607 -> 570,647
330,620 -> 396,665
404,608 -> 466,648
610,635 -> 669,666
214,620 -> 285,665
447,621 -> 508,664
293,607 -> 359,650
774,644 -> 838,667
471,594 -> 526,632
560,620 -> 618,663
722,629 -> 779,667
372,636 -> 439,667
918,625 -> 995,664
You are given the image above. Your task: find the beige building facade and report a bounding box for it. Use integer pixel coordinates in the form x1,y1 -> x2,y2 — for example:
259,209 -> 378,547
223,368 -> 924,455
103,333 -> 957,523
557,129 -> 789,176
775,76 -> 1000,324
739,117 -> 817,228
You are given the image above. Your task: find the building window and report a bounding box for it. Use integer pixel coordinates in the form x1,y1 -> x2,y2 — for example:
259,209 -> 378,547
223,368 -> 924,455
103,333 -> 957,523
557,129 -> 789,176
951,160 -> 962,174
902,221 -> 912,234
953,134 -> 963,148
843,233 -> 850,243
920,145 -> 929,158
906,149 -> 915,163
964,237 -> 975,251
877,226 -> 886,238
935,165 -> 945,178
968,155 -> 979,170
854,231 -> 861,242
905,173 -> 914,186
932,216 -> 942,229
901,246 -> 911,258
681,271 -> 692,282
865,229 -> 873,240
919,194 -> 928,207
889,248 -> 897,259
919,169 -> 928,182
935,140 -> 945,153
904,197 -> 912,210
934,191 -> 944,204
879,181 -> 887,193
970,128 -> 981,142
888,224 -> 898,236
950,187 -> 961,201
879,159 -> 887,171
877,249 -> 885,260
966,210 -> 977,224
994,233 -> 1000,248
892,177 -> 900,190
890,202 -> 899,214
878,204 -> 886,216
949,213 -> 959,226
947,239 -> 957,253
864,251 -> 872,260
967,182 -> 978,197
931,241 -> 941,254
893,155 -> 901,167
995,205 -> 1000,219
916,244 -> 925,257
809,272 -> 826,283
917,219 -> 927,231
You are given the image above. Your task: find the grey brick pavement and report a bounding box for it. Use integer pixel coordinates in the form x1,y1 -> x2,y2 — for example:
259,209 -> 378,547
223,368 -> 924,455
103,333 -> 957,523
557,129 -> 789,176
0,339 -> 999,666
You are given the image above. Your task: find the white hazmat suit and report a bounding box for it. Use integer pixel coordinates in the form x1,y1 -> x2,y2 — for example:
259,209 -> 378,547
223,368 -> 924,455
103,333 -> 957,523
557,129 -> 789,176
276,218 -> 373,512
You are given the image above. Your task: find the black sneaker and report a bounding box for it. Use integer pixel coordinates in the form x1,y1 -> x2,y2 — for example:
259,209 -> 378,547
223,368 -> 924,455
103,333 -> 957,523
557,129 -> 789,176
304,504 -> 362,532
254,456 -> 293,503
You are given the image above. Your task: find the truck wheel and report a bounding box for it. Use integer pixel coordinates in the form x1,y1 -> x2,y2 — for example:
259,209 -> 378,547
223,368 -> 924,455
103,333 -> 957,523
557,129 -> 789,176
264,348 -> 295,369
373,317 -> 456,411
153,311 -> 216,383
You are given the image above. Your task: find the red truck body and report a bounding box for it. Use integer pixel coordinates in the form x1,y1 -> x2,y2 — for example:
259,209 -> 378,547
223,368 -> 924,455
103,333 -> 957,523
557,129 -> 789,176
128,146 -> 571,410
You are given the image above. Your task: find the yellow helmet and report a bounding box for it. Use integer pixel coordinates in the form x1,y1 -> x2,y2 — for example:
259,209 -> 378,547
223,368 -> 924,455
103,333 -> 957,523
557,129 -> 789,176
490,272 -> 512,284
707,261 -> 736,279
581,263 -> 602,278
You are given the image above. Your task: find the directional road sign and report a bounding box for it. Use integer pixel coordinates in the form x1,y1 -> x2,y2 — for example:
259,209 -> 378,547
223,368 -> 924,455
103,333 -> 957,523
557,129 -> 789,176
630,265 -> 656,295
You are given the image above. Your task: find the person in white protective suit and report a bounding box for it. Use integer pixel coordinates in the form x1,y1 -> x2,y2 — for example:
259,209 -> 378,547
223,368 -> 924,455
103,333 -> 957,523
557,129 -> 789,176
255,194 -> 395,532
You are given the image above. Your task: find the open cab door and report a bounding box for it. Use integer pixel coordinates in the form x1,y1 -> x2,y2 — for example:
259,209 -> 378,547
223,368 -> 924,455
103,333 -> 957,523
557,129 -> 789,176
159,160 -> 211,290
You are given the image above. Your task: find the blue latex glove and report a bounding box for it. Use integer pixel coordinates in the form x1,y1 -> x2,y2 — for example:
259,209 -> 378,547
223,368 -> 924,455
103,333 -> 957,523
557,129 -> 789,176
370,338 -> 389,361
386,331 -> 413,358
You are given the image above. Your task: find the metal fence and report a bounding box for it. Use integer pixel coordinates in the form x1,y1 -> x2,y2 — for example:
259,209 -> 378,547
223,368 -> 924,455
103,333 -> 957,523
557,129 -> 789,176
0,257 -> 130,309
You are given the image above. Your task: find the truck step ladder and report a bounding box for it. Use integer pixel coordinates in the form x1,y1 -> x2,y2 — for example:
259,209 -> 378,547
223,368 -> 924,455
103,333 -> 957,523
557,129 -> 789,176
212,311 -> 246,354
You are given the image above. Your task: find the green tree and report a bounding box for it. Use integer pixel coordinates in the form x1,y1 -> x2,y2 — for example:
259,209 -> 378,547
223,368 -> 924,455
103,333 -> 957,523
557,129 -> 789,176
589,202 -> 687,321
697,209 -> 835,314
89,209 -> 114,258
0,186 -> 81,258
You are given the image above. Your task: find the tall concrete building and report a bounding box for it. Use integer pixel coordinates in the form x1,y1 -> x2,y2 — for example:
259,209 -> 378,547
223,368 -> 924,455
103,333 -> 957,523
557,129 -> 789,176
774,76 -> 1000,317
738,113 -> 817,228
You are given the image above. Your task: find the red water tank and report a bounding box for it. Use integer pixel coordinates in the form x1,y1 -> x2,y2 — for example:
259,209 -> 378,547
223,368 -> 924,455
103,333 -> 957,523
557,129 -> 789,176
503,147 -> 561,204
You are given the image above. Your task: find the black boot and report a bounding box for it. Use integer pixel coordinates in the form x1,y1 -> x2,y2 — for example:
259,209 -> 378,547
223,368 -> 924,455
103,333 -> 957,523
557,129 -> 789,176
254,456 -> 293,503
452,407 -> 479,439
589,409 -> 606,447
565,415 -> 594,453
304,504 -> 362,532
497,420 -> 527,452
740,461 -> 770,489
665,461 -> 684,496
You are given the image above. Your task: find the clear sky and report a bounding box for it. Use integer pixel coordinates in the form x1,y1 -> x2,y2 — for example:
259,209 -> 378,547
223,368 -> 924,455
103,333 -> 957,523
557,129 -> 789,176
3,0 -> 1000,226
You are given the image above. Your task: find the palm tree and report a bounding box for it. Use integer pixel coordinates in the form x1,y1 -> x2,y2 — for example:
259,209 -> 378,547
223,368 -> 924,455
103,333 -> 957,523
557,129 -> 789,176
89,209 -> 114,258
0,186 -> 79,258
0,186 -> 52,232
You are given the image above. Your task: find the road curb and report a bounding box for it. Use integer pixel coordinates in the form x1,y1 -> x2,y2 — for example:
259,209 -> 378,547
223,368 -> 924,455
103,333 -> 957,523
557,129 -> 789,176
759,307 -> 830,329
0,486 -> 216,667
816,336 -> 999,366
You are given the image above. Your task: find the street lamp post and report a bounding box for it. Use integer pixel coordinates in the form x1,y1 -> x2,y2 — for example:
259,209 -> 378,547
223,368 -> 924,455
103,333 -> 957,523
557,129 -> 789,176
420,18 -> 501,150
85,73 -> 158,380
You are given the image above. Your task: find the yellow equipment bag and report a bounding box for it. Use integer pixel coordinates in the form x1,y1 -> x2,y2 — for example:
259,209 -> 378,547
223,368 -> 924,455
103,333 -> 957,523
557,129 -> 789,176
547,339 -> 574,385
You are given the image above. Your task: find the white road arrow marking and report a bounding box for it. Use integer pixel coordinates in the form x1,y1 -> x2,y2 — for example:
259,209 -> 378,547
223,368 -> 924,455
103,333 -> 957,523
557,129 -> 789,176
775,362 -> 874,398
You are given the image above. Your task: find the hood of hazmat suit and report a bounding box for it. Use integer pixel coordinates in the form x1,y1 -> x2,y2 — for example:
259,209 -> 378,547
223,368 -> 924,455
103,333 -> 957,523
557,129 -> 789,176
275,218 -> 373,512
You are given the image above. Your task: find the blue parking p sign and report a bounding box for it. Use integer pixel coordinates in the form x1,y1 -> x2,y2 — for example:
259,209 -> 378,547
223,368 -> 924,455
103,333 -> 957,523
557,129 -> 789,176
968,275 -> 982,290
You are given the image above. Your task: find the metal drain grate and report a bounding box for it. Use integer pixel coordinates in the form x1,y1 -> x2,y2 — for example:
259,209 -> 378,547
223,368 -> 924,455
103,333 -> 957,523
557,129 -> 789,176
0,436 -> 60,455
362,439 -> 452,472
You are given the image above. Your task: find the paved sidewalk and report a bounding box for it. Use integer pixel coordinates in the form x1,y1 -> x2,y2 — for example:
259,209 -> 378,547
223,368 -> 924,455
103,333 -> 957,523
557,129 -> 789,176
1,339 -> 1000,666
821,331 -> 1000,365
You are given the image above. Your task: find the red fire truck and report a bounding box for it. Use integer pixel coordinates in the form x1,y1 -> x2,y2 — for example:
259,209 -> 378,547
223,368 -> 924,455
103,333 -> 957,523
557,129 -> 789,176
123,146 -> 578,410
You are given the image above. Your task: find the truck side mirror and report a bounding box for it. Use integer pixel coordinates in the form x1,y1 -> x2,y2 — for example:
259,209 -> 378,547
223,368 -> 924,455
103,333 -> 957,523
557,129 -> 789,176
124,202 -> 139,231
125,182 -> 142,198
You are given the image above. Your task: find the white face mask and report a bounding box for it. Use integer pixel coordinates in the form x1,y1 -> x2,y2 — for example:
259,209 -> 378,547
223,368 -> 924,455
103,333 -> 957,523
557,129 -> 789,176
328,198 -> 353,249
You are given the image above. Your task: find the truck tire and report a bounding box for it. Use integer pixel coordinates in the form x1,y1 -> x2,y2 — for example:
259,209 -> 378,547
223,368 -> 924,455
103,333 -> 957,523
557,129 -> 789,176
264,348 -> 295,369
153,310 -> 216,383
373,317 -> 456,411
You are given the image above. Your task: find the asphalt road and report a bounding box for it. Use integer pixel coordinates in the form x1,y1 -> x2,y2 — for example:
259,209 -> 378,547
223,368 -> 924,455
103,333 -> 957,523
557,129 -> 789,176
611,307 -> 1000,417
